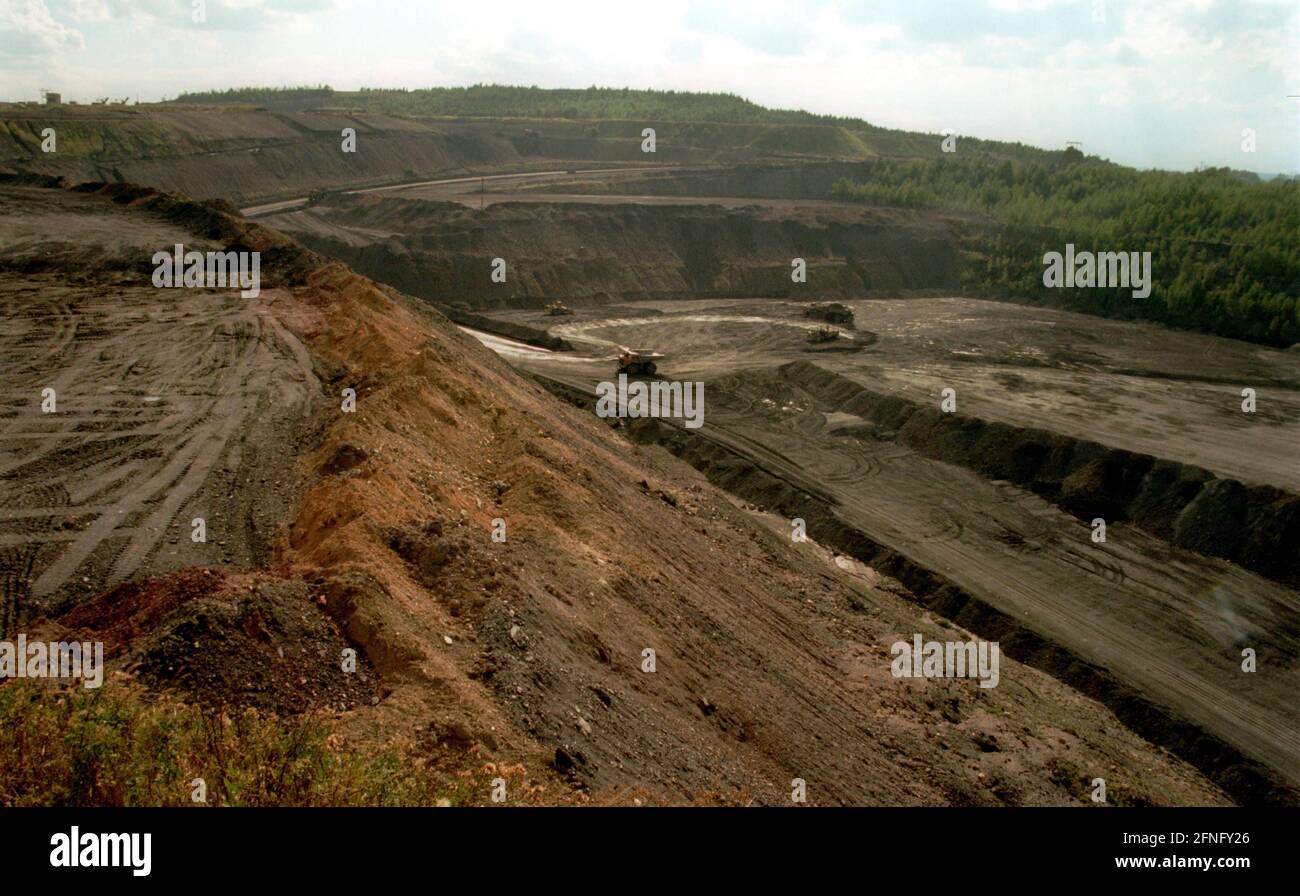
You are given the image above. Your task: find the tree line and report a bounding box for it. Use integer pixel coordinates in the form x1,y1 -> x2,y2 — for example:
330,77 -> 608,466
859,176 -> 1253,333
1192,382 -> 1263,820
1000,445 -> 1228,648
833,157 -> 1299,346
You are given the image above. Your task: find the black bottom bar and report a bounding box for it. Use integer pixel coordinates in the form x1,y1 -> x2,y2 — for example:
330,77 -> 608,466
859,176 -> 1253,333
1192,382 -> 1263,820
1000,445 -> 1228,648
2,807 -> 1285,882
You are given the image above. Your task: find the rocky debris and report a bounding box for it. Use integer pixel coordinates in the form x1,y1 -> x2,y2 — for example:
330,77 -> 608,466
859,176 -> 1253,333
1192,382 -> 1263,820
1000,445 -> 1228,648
57,570 -> 379,714
387,519 -> 459,583
322,442 -> 369,475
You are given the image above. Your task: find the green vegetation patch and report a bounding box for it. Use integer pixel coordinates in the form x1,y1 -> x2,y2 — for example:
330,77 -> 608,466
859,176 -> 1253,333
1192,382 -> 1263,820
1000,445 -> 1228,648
835,157 -> 1300,345
0,681 -> 547,807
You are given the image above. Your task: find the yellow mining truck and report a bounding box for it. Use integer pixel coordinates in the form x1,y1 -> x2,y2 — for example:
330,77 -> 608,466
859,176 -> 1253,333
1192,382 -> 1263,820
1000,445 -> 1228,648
616,347 -> 663,376
544,301 -> 575,316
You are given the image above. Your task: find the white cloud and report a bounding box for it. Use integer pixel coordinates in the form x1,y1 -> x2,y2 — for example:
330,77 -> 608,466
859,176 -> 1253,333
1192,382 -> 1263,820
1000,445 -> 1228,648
0,0 -> 85,56
2,0 -> 1295,172
55,0 -> 111,23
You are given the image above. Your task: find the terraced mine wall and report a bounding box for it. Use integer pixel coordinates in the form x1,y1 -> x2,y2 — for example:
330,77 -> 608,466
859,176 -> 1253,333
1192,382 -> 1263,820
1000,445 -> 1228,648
0,106 -> 885,206
555,403 -> 1295,807
1,112 -> 534,206
533,366 -> 1299,806
286,199 -> 962,309
525,160 -> 882,201
778,361 -> 1300,589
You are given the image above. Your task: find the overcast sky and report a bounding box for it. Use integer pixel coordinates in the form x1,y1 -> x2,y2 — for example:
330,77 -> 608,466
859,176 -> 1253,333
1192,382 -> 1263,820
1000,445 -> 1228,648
2,0 -> 1297,174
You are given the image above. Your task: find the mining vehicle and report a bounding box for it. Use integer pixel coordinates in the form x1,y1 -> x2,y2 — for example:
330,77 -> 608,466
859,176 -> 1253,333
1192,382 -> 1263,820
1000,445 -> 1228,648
806,325 -> 840,344
616,347 -> 663,376
805,302 -> 855,325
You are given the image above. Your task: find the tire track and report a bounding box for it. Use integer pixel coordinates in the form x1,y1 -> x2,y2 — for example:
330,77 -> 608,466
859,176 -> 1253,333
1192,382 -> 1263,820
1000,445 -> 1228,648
1,275 -> 317,605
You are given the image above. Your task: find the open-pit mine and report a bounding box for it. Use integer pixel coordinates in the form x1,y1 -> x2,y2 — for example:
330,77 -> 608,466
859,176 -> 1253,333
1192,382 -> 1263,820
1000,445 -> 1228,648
0,87 -> 1295,815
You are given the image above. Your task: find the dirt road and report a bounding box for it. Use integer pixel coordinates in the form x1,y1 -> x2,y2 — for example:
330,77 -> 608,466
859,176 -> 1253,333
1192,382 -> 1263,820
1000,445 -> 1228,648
241,165 -> 691,217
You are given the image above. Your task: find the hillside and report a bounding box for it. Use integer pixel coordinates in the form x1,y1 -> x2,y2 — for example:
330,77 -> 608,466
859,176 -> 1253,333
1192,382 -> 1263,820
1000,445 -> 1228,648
173,84 -> 1062,163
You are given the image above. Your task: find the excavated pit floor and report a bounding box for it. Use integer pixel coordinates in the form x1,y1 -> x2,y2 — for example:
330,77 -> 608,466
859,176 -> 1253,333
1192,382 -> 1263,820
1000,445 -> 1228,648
470,296 -> 1300,793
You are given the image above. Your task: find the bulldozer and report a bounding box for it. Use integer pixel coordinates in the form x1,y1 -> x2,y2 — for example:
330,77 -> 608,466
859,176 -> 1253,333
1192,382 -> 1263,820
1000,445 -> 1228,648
616,347 -> 663,376
805,302 -> 855,325
544,301 -> 575,316
806,325 -> 840,344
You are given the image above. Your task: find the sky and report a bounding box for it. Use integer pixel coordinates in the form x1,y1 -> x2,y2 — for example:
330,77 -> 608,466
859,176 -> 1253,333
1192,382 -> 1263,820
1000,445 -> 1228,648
1,0 -> 1297,174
